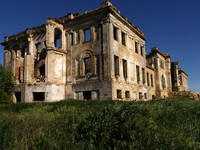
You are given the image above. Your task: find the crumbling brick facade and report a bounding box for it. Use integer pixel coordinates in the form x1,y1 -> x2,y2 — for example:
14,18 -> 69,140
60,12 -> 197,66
1,1 -> 189,102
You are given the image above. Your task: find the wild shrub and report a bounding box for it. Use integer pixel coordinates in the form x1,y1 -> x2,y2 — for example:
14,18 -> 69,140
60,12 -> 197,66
0,64 -> 16,104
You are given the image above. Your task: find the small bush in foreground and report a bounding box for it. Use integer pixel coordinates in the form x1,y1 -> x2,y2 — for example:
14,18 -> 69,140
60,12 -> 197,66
0,64 -> 16,104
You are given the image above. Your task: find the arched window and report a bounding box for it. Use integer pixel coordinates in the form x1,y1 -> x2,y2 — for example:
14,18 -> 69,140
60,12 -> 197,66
54,28 -> 62,48
76,50 -> 99,77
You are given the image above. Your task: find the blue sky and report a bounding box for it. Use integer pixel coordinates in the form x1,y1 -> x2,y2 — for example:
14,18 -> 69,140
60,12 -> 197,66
0,0 -> 200,93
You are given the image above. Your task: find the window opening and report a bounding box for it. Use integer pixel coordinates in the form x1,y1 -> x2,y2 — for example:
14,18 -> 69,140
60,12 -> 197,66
21,48 -> 25,58
147,72 -> 150,86
33,92 -> 45,101
160,60 -> 164,69
123,59 -> 127,78
113,26 -> 118,41
83,91 -> 91,100
15,92 -> 21,102
54,28 -> 62,48
162,75 -> 166,89
140,46 -> 143,56
117,90 -> 122,99
135,42 -> 138,53
139,92 -> 143,100
144,93 -> 147,99
36,44 -> 41,60
39,64 -> 45,82
70,33 -> 74,45
122,31 -> 126,46
136,65 -> 140,84
154,58 -> 157,68
125,91 -> 130,99
142,68 -> 145,84
114,56 -> 119,76
18,67 -> 21,83
84,57 -> 92,75
84,29 -> 90,42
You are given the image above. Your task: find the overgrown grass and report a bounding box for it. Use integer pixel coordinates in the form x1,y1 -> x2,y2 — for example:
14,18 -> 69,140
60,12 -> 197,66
1,98 -> 200,149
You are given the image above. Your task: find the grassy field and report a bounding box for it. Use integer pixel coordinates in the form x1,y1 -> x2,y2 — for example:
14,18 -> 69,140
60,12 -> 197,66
1,98 -> 200,149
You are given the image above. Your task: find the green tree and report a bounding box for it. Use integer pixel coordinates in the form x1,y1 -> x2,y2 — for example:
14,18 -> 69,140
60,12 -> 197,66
0,64 -> 16,104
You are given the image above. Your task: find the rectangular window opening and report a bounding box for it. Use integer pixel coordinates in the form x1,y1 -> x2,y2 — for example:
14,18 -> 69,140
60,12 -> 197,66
113,26 -> 118,41
139,92 -> 143,100
123,59 -> 127,78
33,92 -> 45,101
136,65 -> 140,84
140,46 -> 143,56
125,91 -> 130,99
142,68 -> 145,84
122,31 -> 126,46
117,90 -> 122,99
114,56 -> 119,76
70,33 -> 74,45
144,93 -> 147,99
83,91 -> 91,100
147,72 -> 150,86
135,42 -> 138,53
84,29 -> 90,42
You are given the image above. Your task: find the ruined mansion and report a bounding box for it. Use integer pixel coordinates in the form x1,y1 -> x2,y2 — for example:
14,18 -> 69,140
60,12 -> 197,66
1,1 -> 188,102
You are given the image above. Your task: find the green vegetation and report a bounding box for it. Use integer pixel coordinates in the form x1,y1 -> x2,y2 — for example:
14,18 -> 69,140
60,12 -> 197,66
1,98 -> 200,149
172,85 -> 180,92
0,64 -> 16,104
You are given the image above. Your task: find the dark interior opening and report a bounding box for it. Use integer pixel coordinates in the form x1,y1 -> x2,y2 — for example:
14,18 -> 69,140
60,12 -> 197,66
39,65 -> 45,76
83,91 -> 91,100
15,92 -> 21,102
33,92 -> 45,101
